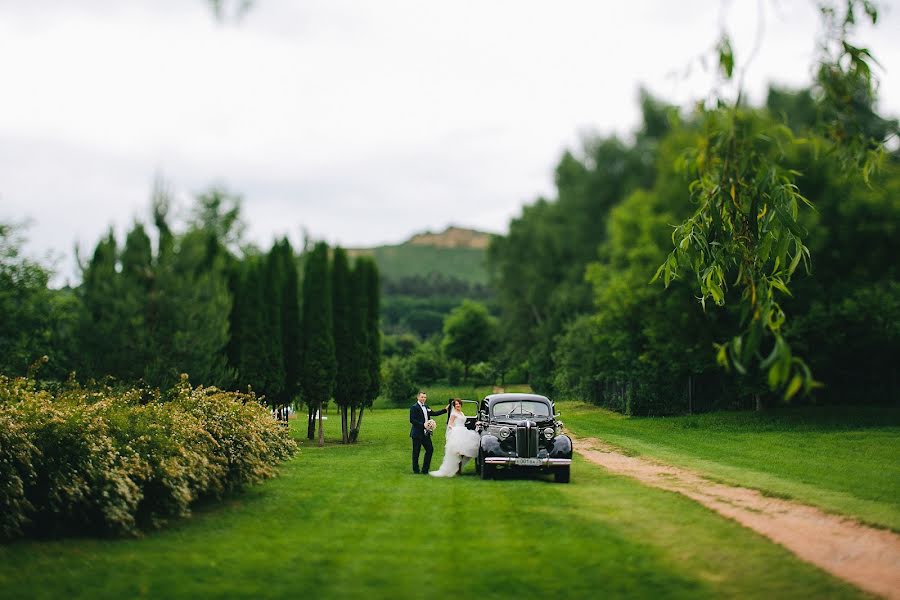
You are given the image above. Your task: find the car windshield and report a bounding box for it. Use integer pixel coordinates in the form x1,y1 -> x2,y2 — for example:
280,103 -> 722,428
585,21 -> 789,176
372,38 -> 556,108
492,400 -> 551,418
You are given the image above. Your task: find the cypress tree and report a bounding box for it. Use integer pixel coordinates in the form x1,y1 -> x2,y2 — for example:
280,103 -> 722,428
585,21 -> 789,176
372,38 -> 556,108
300,242 -> 336,446
331,247 -> 352,443
262,242 -> 285,405
78,230 -> 119,379
277,238 -> 302,420
346,259 -> 370,442
349,256 -> 381,442
364,257 -> 381,405
119,223 -> 153,381
234,255 -> 273,396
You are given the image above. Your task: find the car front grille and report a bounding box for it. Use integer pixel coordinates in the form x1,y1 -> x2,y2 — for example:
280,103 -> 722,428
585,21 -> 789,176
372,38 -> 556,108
515,423 -> 539,458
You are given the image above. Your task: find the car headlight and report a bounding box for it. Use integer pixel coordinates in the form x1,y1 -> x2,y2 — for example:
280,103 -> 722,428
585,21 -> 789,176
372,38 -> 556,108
499,427 -> 511,440
543,427 -> 554,440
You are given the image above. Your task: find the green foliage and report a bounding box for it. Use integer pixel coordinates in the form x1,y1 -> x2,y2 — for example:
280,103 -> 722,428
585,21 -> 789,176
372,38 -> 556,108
0,374 -> 296,540
581,183 -> 725,415
0,223 -> 78,378
814,1 -> 898,180
273,238 -> 302,405
654,1 -> 893,400
408,338 -> 444,385
346,260 -> 371,405
358,256 -> 382,406
145,228 -> 234,389
652,108 -> 815,397
300,242 -> 336,419
76,195 -> 237,390
231,247 -> 286,403
331,247 -> 353,409
788,280 -> 900,403
382,332 -> 420,358
381,356 -> 416,405
441,300 -> 497,384
445,358 -> 464,386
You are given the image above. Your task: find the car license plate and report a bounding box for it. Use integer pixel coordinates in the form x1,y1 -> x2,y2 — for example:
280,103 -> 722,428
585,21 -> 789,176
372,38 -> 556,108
515,458 -> 542,466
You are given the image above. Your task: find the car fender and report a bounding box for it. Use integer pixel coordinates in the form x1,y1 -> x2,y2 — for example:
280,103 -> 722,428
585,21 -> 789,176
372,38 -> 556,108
550,434 -> 572,458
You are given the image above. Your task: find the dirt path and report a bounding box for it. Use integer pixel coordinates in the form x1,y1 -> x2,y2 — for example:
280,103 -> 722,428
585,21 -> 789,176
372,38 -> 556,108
573,437 -> 900,599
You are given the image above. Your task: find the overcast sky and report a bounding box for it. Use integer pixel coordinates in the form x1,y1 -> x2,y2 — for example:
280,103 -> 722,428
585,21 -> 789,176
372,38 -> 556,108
2,0 -> 898,285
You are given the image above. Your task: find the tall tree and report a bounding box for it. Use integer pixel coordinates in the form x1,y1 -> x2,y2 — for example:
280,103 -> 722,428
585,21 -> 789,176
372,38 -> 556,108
351,256 -> 381,442
262,241 -> 286,404
118,223 -> 153,380
345,258 -> 371,442
300,242 -> 336,446
78,230 -> 121,379
442,300 -> 496,384
231,252 -> 282,400
331,247 -> 353,443
275,238 -> 302,418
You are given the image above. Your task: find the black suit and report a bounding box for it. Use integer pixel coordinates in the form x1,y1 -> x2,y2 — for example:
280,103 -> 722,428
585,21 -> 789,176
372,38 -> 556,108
409,402 -> 447,474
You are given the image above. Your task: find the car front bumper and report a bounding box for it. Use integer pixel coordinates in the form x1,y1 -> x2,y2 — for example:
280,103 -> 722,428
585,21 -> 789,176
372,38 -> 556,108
483,457 -> 572,467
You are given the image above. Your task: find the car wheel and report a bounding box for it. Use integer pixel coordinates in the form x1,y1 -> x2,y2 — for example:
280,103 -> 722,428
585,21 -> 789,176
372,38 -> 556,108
554,466 -> 570,483
481,462 -> 494,480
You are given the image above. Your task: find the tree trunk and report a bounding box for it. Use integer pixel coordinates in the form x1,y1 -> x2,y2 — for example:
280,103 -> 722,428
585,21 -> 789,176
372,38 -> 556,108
307,403 -> 316,440
341,405 -> 348,444
317,401 -> 324,447
755,393 -> 764,412
350,405 -> 357,435
350,405 -> 365,443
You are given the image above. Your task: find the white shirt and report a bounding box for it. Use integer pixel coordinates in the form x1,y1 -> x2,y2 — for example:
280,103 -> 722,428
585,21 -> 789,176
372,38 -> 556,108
419,402 -> 428,429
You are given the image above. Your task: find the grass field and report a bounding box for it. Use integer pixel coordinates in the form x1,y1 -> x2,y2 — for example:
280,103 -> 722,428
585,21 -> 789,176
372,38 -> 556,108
559,402 -> 900,531
355,244 -> 489,284
0,404 -> 866,599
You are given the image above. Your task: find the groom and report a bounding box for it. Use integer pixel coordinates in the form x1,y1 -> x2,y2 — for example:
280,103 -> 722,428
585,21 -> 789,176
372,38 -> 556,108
409,391 -> 447,474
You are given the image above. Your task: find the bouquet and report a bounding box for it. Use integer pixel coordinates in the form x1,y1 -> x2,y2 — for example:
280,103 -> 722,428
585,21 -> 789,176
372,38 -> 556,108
424,419 -> 437,433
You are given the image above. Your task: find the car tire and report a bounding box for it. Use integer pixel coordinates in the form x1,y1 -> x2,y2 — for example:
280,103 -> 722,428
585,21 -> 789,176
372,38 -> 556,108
554,466 -> 570,484
481,462 -> 494,480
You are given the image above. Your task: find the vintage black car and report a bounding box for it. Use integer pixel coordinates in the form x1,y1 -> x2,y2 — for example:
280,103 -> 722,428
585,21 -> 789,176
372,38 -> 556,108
475,393 -> 572,483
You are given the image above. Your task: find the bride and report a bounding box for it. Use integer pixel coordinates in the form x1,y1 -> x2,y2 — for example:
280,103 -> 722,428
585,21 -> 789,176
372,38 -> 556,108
430,399 -> 481,477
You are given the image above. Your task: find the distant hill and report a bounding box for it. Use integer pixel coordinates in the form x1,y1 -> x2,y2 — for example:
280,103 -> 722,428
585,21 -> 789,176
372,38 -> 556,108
348,226 -> 493,285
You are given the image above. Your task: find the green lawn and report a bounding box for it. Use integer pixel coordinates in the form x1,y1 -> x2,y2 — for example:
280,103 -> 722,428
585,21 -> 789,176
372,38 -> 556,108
0,406 -> 865,599
560,402 -> 900,531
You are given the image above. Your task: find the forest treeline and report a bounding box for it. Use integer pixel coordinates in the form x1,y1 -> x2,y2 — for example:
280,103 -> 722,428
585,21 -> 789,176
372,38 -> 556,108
487,87 -> 899,414
0,187 -> 381,443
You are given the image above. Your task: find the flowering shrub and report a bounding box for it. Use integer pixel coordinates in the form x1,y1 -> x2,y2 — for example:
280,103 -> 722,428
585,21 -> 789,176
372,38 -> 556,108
0,374 -> 296,539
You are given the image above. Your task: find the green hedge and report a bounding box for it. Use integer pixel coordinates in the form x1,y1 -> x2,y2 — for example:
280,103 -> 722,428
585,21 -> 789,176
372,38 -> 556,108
0,374 -> 297,540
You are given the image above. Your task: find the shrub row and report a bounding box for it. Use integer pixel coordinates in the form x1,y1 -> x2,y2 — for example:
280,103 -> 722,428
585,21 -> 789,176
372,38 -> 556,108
0,374 -> 297,540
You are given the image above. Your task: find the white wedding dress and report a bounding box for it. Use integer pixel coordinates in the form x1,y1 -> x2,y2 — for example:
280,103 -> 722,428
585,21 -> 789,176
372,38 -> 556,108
429,409 -> 481,477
